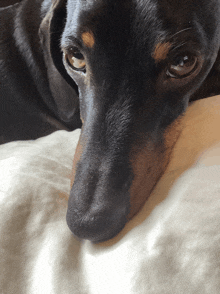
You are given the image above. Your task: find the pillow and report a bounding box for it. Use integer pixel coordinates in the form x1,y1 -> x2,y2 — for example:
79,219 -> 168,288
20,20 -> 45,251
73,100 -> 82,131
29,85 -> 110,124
0,130 -> 83,293
1,96 -> 220,294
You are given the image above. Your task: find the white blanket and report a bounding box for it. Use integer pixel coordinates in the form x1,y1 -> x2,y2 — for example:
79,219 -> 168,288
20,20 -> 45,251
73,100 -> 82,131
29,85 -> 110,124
1,96 -> 220,293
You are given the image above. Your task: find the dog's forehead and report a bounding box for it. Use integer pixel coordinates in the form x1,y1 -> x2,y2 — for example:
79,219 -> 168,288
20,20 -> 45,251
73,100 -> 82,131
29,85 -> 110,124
63,0 -> 210,51
64,0 -> 202,34
63,0 -> 219,66
65,0 -> 163,40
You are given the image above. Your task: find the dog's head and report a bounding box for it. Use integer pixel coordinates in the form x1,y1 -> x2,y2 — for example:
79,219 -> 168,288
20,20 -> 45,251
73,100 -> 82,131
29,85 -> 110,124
41,0 -> 220,242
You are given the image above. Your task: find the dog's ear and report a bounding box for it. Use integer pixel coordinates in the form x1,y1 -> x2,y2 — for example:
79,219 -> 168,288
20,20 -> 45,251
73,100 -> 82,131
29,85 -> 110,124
39,0 -> 80,125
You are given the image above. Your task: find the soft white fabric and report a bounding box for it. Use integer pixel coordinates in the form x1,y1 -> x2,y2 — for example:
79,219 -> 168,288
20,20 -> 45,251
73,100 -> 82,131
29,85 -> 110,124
1,97 -> 220,293
0,130 -> 83,293
82,164 -> 220,294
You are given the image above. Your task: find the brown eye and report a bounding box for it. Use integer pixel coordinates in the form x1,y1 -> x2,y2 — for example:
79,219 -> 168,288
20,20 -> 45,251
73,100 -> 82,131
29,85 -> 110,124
65,48 -> 86,71
166,55 -> 198,78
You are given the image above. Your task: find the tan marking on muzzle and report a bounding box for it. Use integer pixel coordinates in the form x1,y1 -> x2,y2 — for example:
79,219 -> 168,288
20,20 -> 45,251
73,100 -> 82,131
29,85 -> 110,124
99,117 -> 184,246
71,135 -> 84,187
81,31 -> 95,48
128,143 -> 168,219
152,42 -> 172,63
128,117 -> 183,220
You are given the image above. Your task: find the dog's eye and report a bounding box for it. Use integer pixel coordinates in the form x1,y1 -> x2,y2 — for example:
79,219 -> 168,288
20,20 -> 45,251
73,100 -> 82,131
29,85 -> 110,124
166,55 -> 198,78
65,48 -> 86,71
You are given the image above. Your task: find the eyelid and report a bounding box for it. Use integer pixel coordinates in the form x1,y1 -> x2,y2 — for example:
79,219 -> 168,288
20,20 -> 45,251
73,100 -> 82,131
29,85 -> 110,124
169,42 -> 188,53
62,46 -> 82,56
167,42 -> 201,59
64,36 -> 83,48
61,36 -> 87,58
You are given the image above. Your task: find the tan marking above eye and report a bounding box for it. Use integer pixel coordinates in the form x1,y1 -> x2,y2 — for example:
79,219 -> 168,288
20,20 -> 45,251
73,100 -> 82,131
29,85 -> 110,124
152,42 -> 172,63
81,31 -> 95,48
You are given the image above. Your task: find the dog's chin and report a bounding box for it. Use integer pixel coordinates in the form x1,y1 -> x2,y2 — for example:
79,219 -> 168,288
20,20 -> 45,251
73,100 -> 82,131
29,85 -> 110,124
66,204 -> 128,243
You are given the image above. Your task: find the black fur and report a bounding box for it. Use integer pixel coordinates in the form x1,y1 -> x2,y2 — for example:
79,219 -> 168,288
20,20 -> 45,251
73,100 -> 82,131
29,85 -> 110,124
0,0 -> 81,143
1,0 -> 220,242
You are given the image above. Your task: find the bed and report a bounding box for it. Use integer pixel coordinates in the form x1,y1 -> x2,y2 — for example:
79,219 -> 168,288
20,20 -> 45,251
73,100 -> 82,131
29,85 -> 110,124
1,95 -> 220,293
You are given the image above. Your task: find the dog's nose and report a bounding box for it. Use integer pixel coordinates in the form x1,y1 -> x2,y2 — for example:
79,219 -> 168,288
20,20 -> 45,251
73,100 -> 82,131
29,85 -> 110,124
66,201 -> 128,243
67,149 -> 132,242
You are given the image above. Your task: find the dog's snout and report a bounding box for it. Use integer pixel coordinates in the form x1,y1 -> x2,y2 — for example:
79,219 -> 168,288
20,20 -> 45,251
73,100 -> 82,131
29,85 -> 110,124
67,156 -> 132,242
66,195 -> 128,243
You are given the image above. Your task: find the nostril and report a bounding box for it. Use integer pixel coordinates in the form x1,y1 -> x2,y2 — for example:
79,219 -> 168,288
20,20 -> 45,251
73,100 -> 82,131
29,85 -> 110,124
66,204 -> 128,243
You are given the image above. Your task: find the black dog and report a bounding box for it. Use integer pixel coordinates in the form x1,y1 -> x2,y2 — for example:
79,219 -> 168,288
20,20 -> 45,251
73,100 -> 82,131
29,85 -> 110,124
1,0 -> 220,242
0,0 -> 82,143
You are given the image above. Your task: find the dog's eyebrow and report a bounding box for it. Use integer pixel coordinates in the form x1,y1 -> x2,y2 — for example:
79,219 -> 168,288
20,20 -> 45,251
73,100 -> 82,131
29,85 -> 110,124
152,42 -> 172,63
81,31 -> 95,48
62,36 -> 83,49
152,28 -> 192,63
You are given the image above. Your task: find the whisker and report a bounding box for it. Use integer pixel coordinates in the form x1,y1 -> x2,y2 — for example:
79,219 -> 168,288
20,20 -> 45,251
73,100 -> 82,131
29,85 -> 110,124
167,27 -> 192,40
169,41 -> 188,52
